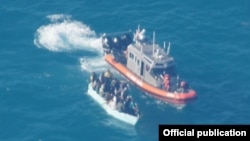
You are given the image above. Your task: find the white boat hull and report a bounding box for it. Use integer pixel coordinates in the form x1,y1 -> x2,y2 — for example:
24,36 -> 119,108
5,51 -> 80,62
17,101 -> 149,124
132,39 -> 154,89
87,83 -> 139,125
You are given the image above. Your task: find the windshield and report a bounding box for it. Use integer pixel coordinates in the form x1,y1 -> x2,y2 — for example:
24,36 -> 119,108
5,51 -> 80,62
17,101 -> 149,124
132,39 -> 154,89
151,66 -> 177,77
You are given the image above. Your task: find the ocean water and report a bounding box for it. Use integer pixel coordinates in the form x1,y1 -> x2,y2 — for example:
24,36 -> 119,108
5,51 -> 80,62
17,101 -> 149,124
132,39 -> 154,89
1,0 -> 250,140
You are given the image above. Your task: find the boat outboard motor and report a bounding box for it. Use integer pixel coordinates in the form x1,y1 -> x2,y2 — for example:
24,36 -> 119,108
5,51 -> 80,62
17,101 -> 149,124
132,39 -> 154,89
102,32 -> 133,54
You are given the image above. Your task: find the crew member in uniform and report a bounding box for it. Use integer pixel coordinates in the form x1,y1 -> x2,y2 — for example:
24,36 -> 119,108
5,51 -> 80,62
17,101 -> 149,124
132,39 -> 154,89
163,74 -> 170,91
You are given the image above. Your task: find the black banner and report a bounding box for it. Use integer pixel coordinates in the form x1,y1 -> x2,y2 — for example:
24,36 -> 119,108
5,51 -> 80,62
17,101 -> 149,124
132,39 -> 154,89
159,125 -> 250,140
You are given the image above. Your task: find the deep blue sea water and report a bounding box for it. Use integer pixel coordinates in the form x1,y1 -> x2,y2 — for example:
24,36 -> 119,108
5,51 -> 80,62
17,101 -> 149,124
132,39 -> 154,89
1,0 -> 250,140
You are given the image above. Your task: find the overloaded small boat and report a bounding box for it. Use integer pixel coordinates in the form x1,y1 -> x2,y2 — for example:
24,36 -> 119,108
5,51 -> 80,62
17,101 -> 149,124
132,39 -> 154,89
87,70 -> 140,125
101,25 -> 196,103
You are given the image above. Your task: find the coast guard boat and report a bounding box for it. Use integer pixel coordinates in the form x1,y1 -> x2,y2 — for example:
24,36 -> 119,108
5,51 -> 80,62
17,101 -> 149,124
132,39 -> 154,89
87,70 -> 140,125
101,26 -> 196,103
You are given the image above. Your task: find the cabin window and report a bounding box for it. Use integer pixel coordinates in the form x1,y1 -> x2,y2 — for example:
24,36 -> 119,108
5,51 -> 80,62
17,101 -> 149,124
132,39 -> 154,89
137,60 -> 140,66
151,67 -> 177,77
146,64 -> 150,71
129,52 -> 134,59
135,56 -> 137,62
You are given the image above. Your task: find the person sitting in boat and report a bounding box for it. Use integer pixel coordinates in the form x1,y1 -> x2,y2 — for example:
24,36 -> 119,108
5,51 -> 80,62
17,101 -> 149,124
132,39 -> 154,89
120,85 -> 128,101
99,72 -> 105,84
182,81 -> 189,93
114,78 -> 120,92
90,72 -> 97,83
129,98 -> 139,116
107,78 -> 121,106
108,93 -> 117,110
123,95 -> 132,114
110,78 -> 119,95
115,88 -> 124,112
132,103 -> 139,117
102,69 -> 113,89
102,82 -> 112,101
90,72 -> 99,90
112,81 -> 127,111
94,79 -> 101,93
177,80 -> 189,93
102,82 -> 113,101
92,79 -> 98,90
99,83 -> 105,97
116,100 -> 123,112
104,69 -> 113,80
99,81 -> 109,97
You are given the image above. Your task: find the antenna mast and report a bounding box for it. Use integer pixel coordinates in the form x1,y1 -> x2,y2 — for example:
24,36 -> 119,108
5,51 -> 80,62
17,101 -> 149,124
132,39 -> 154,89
152,31 -> 155,57
167,42 -> 171,55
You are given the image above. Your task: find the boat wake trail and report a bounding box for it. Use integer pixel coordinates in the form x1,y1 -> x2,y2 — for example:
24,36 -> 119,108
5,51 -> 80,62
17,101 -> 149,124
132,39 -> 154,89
33,14 -> 102,53
34,14 -> 106,73
79,56 -> 109,73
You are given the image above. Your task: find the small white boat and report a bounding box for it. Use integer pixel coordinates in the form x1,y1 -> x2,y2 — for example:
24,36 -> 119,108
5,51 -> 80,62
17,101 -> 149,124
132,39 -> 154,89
87,83 -> 139,126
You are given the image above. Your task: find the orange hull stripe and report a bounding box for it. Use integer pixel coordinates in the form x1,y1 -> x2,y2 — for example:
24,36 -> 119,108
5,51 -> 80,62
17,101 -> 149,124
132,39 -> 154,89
105,54 -> 196,100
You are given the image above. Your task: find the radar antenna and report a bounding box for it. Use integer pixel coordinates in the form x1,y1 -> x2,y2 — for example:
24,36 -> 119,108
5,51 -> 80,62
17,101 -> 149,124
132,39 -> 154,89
134,24 -> 145,42
167,42 -> 171,55
152,31 -> 155,57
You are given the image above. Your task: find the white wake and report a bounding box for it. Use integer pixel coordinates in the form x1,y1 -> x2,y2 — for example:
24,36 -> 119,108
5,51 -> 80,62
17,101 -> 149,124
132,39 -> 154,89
79,56 -> 109,73
34,14 -> 102,53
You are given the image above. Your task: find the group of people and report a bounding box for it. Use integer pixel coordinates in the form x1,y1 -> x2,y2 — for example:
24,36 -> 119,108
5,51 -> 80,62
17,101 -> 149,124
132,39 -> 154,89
160,72 -> 190,93
89,70 -> 139,117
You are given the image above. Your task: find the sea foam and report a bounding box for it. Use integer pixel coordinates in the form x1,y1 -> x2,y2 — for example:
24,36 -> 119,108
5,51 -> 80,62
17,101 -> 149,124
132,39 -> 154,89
34,14 -> 102,52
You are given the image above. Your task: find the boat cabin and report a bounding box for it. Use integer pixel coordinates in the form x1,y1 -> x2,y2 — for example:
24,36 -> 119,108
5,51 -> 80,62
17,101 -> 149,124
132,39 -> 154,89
101,27 -> 187,92
126,39 -> 178,90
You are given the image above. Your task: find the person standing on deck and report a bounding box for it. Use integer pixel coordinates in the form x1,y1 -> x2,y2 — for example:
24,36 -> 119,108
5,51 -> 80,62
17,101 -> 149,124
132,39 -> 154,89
163,74 -> 170,91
